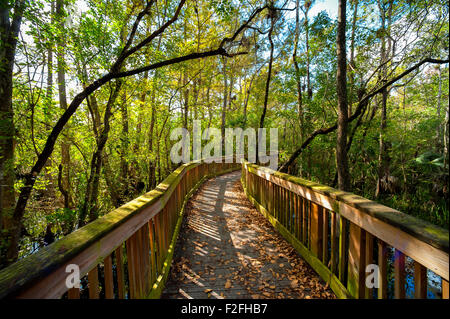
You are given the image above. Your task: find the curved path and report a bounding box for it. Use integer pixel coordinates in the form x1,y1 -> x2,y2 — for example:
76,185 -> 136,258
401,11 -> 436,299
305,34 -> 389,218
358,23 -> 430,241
161,171 -> 335,299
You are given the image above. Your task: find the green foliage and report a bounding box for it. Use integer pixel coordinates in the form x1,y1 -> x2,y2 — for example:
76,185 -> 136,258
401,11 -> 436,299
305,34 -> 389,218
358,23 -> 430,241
2,0 -> 448,261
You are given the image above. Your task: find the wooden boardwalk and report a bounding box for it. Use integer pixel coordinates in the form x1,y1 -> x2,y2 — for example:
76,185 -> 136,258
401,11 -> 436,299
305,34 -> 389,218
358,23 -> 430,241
161,171 -> 335,299
1,161 -> 447,299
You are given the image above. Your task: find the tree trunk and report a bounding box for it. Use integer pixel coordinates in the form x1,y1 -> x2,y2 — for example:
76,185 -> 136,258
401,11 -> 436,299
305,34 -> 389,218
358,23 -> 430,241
348,0 -> 359,117
257,11 -> 275,161
444,97 -> 449,170
102,151 -> 123,208
147,72 -> 157,191
336,0 -> 350,191
375,0 -> 393,198
45,0 -> 54,120
221,57 -> 228,155
119,88 -> 129,198
56,0 -> 72,208
134,70 -> 148,153
0,0 -> 24,268
436,65 -> 442,150
302,1 -> 312,99
293,0 -> 304,173
78,80 -> 122,227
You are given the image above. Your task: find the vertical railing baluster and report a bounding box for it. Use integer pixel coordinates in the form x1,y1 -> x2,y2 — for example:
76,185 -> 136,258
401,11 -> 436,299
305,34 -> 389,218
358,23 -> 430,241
377,239 -> 388,299
104,254 -> 114,299
149,219 -> 157,287
302,198 -> 308,245
88,266 -> 100,299
141,223 -> 151,297
364,233 -> 374,299
291,192 -> 295,236
294,193 -> 298,235
394,249 -> 406,299
310,202 -> 323,260
136,228 -> 144,297
330,211 -> 338,275
115,245 -> 125,299
414,261 -> 427,299
338,216 -> 347,284
323,209 -> 329,265
126,232 -> 138,298
347,222 -> 366,299
442,279 -> 449,299
68,287 -> 80,299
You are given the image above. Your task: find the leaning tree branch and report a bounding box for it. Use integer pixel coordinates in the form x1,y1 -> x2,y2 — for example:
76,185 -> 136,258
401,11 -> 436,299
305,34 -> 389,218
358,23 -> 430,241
278,57 -> 449,172
113,48 -> 247,79
12,5 -> 268,232
112,0 -> 186,73
120,0 -> 156,54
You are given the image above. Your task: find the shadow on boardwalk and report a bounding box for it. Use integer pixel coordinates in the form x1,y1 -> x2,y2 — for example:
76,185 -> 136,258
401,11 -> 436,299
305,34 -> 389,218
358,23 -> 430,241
161,171 -> 335,299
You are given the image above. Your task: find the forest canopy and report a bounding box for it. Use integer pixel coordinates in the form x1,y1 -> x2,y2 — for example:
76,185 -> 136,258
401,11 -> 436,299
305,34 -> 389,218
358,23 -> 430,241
0,0 -> 448,268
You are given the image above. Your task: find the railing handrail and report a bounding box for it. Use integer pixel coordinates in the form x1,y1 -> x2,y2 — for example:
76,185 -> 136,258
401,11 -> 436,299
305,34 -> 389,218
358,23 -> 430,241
0,162 -> 194,298
0,157 -> 239,299
242,161 -> 449,281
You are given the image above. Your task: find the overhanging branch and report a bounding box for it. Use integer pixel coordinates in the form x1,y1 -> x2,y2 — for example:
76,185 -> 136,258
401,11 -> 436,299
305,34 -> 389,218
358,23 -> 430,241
278,57 -> 449,172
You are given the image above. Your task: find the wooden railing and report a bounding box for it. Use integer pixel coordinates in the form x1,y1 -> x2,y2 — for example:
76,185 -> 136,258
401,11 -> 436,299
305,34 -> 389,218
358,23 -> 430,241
241,161 -> 449,299
0,160 -> 240,299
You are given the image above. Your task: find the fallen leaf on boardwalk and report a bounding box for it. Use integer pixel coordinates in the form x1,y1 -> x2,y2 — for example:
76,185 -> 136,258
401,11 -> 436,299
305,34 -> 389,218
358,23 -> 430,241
262,292 -> 271,297
204,289 -> 212,293
279,263 -> 284,268
269,285 -> 275,289
251,294 -> 259,299
290,279 -> 299,288
225,280 -> 232,289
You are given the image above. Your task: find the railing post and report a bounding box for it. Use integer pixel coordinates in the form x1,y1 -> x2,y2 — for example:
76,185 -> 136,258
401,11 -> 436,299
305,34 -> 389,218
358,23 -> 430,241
104,255 -> 114,299
302,198 -> 308,245
443,279 -> 449,299
394,249 -> 406,299
330,211 -> 339,276
67,287 -> 80,299
377,239 -> 388,299
347,222 -> 366,299
126,232 -> 139,299
414,261 -> 427,299
88,265 -> 100,299
115,245 -> 126,299
310,202 -> 323,260
323,210 -> 329,265
364,233 -> 374,299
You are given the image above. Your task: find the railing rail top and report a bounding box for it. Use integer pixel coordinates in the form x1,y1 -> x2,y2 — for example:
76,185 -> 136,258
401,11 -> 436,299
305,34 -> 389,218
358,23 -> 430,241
243,161 -> 449,253
0,160 -> 205,299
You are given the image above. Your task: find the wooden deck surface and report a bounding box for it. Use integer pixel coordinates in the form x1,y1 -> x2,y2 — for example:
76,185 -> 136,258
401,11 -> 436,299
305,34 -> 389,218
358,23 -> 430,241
161,171 -> 335,299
